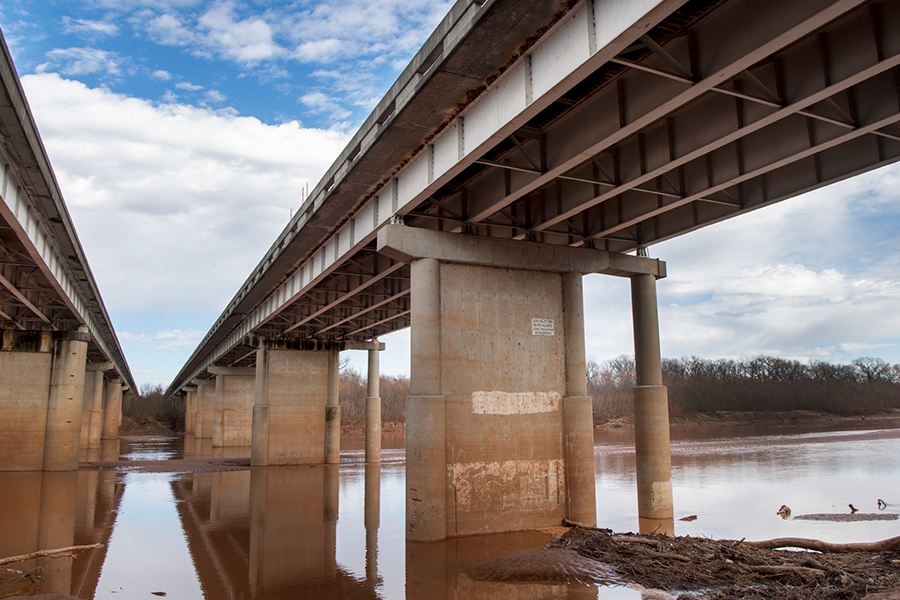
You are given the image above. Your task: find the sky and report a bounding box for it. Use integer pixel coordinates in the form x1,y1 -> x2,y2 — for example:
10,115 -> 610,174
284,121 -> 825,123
1,0 -> 898,389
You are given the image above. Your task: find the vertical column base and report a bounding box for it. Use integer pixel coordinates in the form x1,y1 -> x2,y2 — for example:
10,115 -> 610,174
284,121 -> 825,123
406,394 -> 446,542
633,385 -> 673,521
251,404 -> 269,467
562,395 -> 596,526
365,396 -> 381,463
324,406 -> 340,465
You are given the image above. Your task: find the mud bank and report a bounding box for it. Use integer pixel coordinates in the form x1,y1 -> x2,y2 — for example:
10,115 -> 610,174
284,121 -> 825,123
468,525 -> 900,599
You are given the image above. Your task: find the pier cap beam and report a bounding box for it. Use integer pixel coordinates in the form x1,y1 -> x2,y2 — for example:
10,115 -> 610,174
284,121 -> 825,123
377,224 -> 665,279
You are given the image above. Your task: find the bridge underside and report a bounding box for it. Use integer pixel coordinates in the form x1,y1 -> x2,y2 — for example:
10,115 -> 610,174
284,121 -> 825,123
171,0 -> 900,540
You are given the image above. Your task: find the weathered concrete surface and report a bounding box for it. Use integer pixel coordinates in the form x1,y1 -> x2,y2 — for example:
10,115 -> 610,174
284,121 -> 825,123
0,331 -> 54,471
192,379 -> 216,439
324,349 -> 340,465
80,362 -> 111,451
366,347 -> 381,463
251,344 -> 331,466
43,330 -> 90,471
208,367 -> 254,447
182,386 -> 197,435
384,227 -> 602,540
631,274 -> 673,525
101,379 -> 122,440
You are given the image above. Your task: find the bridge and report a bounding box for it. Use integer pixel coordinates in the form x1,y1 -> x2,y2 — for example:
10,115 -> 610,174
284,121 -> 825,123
162,0 -> 900,541
0,35 -> 136,471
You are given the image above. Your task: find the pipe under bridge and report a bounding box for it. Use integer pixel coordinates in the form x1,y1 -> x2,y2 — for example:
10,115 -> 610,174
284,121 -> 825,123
0,33 -> 137,472
167,0 -> 900,540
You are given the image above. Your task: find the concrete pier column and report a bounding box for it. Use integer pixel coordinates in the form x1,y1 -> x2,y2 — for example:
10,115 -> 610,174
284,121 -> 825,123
376,226 -> 664,540
406,257 -> 447,542
365,344 -> 381,463
250,337 -> 338,466
0,329 -> 54,470
191,379 -> 216,439
561,273 -> 597,526
84,363 -> 110,450
209,367 -> 255,448
324,348 -> 340,464
182,385 -> 198,435
101,379 -> 122,439
43,329 -> 90,471
630,273 -> 674,526
364,463 -> 381,586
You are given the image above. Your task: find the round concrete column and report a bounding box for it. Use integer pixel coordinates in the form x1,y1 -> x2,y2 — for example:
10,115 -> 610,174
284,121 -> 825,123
101,379 -> 123,439
324,348 -> 341,464
407,258 -> 447,542
365,345 -> 381,463
631,274 -> 663,387
251,347 -> 269,467
87,369 -> 105,449
561,272 -> 597,525
43,329 -> 90,471
213,375 -> 226,447
630,274 -> 673,523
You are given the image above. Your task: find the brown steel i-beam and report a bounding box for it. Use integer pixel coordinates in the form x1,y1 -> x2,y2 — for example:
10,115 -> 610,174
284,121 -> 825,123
0,272 -> 52,326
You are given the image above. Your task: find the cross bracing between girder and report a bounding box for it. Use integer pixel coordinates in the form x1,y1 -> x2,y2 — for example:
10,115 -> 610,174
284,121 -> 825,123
168,0 -> 900,392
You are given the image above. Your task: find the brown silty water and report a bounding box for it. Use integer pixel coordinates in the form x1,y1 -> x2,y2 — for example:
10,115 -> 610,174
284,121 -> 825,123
0,421 -> 899,599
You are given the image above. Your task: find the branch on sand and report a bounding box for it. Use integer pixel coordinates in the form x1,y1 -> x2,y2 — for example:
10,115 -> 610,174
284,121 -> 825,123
743,536 -> 900,553
0,543 -> 104,566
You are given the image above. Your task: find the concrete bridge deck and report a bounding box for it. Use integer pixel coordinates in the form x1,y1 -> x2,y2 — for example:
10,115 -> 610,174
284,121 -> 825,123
164,0 -> 900,540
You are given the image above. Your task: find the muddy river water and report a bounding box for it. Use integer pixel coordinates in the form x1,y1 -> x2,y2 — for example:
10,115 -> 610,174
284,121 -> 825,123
1,420 -> 899,599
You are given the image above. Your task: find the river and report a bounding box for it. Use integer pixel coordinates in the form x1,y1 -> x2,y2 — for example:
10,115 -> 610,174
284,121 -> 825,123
1,419 -> 898,599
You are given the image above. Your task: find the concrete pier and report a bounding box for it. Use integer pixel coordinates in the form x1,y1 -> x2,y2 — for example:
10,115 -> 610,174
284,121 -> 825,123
365,344 -> 381,463
324,349 -> 340,465
101,379 -> 122,440
208,367 -> 255,447
43,328 -> 91,471
379,226 -> 660,540
183,385 -> 197,435
81,363 -> 111,450
192,379 -> 216,439
631,272 -> 674,532
250,338 -> 334,466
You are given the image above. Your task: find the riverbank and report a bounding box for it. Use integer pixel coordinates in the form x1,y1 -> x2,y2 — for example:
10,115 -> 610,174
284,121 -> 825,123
596,408 -> 900,428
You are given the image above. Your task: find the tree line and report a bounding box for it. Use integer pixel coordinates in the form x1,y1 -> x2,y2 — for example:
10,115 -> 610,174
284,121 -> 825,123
130,355 -> 899,430
588,355 -> 900,420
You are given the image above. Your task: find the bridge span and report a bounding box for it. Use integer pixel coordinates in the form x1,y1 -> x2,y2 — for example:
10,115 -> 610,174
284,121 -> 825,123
167,0 -> 900,541
0,34 -> 136,471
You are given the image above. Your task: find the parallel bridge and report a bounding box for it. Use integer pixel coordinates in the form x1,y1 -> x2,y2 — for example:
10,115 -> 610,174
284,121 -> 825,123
166,0 -> 900,540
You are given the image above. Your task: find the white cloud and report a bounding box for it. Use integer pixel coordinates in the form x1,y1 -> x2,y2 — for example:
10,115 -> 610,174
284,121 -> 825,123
39,47 -> 126,76
151,69 -> 172,80
175,81 -> 203,91
119,329 -> 206,352
299,91 -> 352,122
61,17 -> 119,37
196,1 -> 282,64
145,13 -> 195,46
582,163 -> 900,366
204,89 -> 226,103
293,38 -> 342,63
22,73 -> 350,323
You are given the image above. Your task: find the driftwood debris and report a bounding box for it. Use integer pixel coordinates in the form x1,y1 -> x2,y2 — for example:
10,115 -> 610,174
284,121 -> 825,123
0,543 -> 104,566
744,535 -> 900,553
